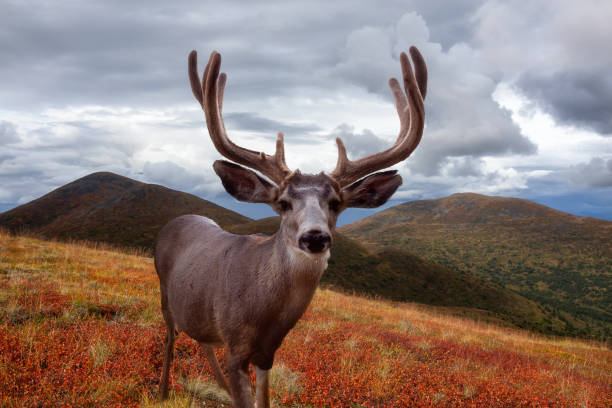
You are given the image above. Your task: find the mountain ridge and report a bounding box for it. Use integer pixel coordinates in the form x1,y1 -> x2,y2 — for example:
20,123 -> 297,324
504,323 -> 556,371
228,217 -> 575,336
0,172 -> 251,249
1,174 -> 607,339
339,192 -> 612,341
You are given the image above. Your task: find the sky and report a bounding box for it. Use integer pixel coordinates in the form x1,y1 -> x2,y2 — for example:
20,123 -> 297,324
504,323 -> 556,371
1,0 -> 611,224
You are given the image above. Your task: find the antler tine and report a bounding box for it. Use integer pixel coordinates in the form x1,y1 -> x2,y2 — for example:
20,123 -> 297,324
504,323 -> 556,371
189,50 -> 291,184
188,50 -> 204,107
329,47 -> 426,188
409,46 -> 427,100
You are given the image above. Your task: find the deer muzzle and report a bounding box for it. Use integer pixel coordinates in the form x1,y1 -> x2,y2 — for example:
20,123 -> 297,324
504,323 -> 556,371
298,230 -> 332,254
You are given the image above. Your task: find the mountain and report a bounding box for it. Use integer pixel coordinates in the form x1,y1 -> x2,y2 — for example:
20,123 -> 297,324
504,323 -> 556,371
228,217 -> 570,335
0,172 -> 250,249
339,192 -> 612,340
1,177 -> 602,338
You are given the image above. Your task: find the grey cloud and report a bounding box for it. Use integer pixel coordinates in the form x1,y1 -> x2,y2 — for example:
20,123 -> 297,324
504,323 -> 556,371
142,161 -> 205,192
334,26 -> 396,94
0,121 -> 20,144
0,0 -> 486,110
473,0 -> 612,135
443,157 -> 485,177
328,124 -> 388,159
224,112 -> 321,137
331,12 -> 536,176
567,157 -> 612,187
0,118 -> 145,208
516,70 -> 612,135
19,121 -> 139,170
2,0 -> 611,221
408,103 -> 536,176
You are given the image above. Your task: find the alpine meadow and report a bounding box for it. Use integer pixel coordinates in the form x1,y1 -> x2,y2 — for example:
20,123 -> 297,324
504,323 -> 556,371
1,229 -> 610,407
2,0 -> 612,406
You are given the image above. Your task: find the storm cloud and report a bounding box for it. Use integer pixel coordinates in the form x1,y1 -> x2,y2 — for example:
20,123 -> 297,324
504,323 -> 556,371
567,157 -> 612,188
517,70 -> 612,135
0,0 -> 610,220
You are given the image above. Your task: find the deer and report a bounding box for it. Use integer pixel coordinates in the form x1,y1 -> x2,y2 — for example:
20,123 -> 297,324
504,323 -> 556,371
154,46 -> 427,407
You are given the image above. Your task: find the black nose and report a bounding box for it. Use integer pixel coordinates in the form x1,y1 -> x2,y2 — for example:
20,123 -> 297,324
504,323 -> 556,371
298,230 -> 332,253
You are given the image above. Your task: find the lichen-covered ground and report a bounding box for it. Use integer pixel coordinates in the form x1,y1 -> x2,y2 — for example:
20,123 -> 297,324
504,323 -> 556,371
1,230 -> 610,407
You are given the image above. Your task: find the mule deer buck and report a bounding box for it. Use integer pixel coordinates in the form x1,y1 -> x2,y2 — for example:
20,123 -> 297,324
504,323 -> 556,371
155,46 -> 427,406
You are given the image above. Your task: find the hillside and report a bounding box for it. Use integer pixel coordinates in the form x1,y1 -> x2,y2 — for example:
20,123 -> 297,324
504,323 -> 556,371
0,172 -> 250,249
1,230 -> 610,407
228,218 -> 574,336
339,193 -> 612,341
2,177 -> 607,339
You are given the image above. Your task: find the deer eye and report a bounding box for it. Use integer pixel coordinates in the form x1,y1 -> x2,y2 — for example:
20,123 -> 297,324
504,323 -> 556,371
278,199 -> 292,212
329,199 -> 341,212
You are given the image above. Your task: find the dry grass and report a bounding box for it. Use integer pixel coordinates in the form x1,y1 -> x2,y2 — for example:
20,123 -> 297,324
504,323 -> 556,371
0,229 -> 610,407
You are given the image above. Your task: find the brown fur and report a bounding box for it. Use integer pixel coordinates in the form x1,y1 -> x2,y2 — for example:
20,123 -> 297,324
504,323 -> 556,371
155,47 -> 427,407
155,175 -> 335,405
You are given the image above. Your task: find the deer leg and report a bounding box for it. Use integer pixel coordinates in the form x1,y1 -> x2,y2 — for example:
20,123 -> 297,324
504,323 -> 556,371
227,353 -> 255,408
200,343 -> 230,393
159,291 -> 177,400
159,318 -> 176,399
255,366 -> 270,408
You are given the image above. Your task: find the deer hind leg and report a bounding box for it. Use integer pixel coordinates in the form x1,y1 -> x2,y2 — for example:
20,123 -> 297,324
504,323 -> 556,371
256,366 -> 270,408
200,343 -> 230,393
227,353 -> 255,408
159,295 -> 177,400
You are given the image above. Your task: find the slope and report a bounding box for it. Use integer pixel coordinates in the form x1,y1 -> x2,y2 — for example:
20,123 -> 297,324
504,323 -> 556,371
1,230 -> 609,407
0,172 -> 250,249
339,192 -> 612,340
228,217 -> 568,335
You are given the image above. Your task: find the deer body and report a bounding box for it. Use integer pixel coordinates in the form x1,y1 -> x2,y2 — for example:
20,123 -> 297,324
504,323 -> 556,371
156,213 -> 327,366
155,47 -> 427,407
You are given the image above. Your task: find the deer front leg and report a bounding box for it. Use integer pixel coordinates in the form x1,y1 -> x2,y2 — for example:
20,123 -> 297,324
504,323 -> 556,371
159,324 -> 176,399
227,353 -> 255,408
201,343 -> 230,392
255,366 -> 270,408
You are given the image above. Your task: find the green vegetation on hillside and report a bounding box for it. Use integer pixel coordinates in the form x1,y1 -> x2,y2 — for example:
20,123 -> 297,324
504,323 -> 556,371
340,193 -> 612,341
229,217 -> 572,336
0,172 -> 250,249
2,173 -> 607,340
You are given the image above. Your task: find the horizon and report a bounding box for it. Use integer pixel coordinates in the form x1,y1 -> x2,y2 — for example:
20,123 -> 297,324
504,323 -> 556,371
1,170 -> 610,227
1,1 -> 611,221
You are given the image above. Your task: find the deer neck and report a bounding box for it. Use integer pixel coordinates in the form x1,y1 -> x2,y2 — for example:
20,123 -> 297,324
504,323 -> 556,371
265,227 -> 330,292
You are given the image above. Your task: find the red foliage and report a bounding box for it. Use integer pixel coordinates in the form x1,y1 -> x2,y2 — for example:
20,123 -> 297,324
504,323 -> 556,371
17,283 -> 69,318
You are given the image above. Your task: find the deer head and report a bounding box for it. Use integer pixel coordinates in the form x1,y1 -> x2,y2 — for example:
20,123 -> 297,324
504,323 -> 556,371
188,49 -> 426,257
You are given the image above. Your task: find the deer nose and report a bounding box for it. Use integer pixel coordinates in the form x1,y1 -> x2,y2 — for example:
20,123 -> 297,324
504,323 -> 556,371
298,230 -> 331,253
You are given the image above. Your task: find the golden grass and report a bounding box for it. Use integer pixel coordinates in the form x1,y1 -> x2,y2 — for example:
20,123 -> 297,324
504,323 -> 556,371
1,229 -> 610,407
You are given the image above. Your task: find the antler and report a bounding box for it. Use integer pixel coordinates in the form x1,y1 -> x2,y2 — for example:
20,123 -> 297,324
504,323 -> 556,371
188,50 -> 292,185
329,46 -> 427,188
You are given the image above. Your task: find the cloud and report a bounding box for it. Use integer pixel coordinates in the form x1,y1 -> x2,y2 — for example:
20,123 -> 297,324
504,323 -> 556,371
224,112 -> 321,137
473,0 -> 612,135
332,12 -> 536,177
142,160 -> 208,192
1,0 -> 611,221
516,71 -> 612,135
443,157 -> 485,177
0,121 -> 20,144
567,157 -> 612,187
329,124 -> 388,159
0,106 -> 210,208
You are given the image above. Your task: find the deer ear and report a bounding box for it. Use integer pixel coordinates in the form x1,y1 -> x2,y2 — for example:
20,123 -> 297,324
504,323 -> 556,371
213,160 -> 277,203
342,170 -> 402,208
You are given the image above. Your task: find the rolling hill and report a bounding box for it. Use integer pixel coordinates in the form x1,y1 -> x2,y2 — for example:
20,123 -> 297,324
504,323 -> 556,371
1,175 -> 603,338
228,217 -> 573,336
339,192 -> 612,341
0,172 -> 250,249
